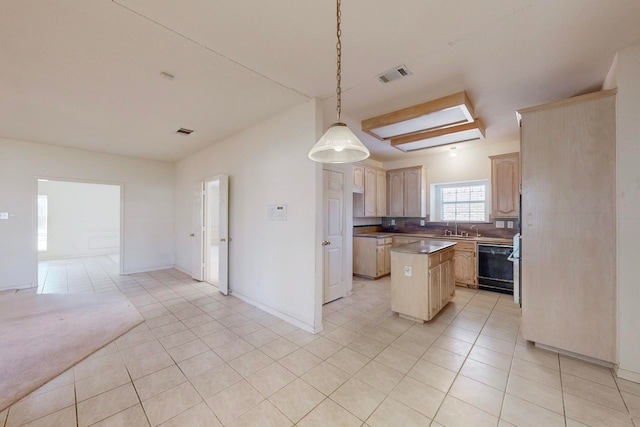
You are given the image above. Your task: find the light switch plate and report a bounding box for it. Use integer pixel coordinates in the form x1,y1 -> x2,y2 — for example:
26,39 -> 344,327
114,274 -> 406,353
420,220 -> 425,226
496,220 -> 505,228
404,266 -> 412,276
391,219 -> 396,226
0,212 -> 8,220
507,221 -> 514,229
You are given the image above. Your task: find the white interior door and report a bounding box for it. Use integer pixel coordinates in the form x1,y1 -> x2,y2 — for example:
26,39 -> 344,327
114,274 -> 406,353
323,170 -> 344,303
191,183 -> 205,281
202,175 -> 230,295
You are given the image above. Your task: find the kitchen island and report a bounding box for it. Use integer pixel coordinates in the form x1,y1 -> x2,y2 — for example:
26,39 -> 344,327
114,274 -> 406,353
391,240 -> 456,322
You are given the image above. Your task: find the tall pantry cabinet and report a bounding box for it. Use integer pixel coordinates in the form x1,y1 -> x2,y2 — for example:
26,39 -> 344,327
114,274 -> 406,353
519,90 -> 616,363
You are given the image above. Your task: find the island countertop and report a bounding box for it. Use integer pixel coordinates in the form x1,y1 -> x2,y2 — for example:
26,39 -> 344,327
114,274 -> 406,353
390,239 -> 457,254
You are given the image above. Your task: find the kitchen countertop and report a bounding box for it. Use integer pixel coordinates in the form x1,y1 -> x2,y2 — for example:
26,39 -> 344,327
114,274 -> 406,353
353,231 -> 512,245
390,240 -> 457,254
353,232 -> 394,238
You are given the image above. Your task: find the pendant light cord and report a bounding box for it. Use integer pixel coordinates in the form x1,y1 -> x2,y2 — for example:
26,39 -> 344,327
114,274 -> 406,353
336,0 -> 342,122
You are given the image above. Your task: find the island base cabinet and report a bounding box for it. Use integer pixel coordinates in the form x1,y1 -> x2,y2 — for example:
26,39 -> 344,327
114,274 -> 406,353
391,247 -> 455,322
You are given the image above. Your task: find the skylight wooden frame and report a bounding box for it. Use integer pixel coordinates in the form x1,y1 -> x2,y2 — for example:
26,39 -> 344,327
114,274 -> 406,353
361,91 -> 475,141
390,119 -> 486,153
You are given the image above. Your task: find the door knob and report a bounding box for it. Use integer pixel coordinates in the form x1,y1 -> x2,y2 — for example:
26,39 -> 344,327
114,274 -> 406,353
322,240 -> 331,246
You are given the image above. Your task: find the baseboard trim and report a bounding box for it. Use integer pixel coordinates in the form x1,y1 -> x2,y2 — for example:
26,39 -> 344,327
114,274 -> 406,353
615,367 -> 640,383
230,291 -> 321,334
122,265 -> 175,275
535,343 -> 614,368
173,266 -> 191,276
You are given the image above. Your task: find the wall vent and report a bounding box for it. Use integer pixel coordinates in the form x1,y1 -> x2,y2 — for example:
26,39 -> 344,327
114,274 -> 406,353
176,128 -> 194,135
377,65 -> 412,84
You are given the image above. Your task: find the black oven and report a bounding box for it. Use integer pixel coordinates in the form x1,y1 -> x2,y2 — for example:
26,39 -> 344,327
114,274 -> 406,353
477,244 -> 514,294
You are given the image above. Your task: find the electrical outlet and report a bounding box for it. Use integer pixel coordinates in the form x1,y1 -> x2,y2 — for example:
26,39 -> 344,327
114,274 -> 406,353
0,212 -> 8,220
391,219 -> 396,226
507,221 -> 514,229
496,220 -> 505,228
420,219 -> 425,226
404,266 -> 412,276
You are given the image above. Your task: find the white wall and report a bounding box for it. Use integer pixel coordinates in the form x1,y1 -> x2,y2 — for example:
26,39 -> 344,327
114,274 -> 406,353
38,180 -> 120,260
175,100 -> 323,332
382,139 -> 520,216
611,44 -> 640,381
0,138 -> 175,289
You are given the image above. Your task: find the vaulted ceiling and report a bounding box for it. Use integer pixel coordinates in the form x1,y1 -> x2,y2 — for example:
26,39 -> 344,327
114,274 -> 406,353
2,0 -> 639,162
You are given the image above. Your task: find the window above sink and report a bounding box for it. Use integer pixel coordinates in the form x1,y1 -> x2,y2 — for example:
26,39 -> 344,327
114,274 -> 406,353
431,179 -> 490,222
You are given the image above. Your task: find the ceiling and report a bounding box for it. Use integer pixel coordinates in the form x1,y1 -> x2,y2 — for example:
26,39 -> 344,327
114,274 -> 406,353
1,0 -> 639,162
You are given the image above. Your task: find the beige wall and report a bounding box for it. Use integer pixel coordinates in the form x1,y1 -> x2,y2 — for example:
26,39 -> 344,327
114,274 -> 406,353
382,139 -> 520,216
174,99 -> 325,332
612,44 -> 640,381
0,138 -> 175,289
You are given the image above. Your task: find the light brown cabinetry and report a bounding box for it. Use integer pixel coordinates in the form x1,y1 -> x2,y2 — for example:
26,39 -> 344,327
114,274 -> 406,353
452,241 -> 476,288
353,164 -> 386,217
519,90 -> 616,363
353,236 -> 392,279
390,246 -> 455,322
386,166 -> 426,217
376,170 -> 387,217
490,152 -> 520,218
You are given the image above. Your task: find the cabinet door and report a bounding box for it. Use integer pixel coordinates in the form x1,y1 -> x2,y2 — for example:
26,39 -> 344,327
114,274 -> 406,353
353,237 -> 377,277
383,244 -> 391,275
376,245 -> 385,277
440,260 -> 450,307
453,250 -> 475,286
364,168 -> 377,217
387,170 -> 404,216
490,153 -> 519,218
353,164 -> 364,193
403,167 -> 423,217
428,265 -> 441,318
376,170 -> 387,217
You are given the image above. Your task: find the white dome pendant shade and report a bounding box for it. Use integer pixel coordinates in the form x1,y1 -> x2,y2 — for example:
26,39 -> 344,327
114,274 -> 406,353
308,122 -> 370,163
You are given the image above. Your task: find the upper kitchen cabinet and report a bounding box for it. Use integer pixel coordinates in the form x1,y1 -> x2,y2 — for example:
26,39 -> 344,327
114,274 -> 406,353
387,166 -> 426,217
490,152 -> 519,218
376,169 -> 387,217
353,164 -> 386,217
519,90 -> 616,363
353,164 -> 364,193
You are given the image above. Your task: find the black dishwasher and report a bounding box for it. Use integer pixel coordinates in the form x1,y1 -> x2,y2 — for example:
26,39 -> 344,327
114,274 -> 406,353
477,244 -> 514,294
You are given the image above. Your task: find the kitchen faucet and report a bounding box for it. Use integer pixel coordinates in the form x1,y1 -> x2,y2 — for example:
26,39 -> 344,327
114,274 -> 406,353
471,224 -> 480,237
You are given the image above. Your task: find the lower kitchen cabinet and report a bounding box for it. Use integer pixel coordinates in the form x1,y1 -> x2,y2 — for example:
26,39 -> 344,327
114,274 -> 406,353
353,236 -> 392,279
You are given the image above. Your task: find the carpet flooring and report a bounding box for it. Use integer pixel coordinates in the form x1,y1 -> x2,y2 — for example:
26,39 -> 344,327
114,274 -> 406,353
0,292 -> 143,411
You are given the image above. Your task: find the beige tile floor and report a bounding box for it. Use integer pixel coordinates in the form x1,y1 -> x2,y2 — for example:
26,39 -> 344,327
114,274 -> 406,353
2,256 -> 639,426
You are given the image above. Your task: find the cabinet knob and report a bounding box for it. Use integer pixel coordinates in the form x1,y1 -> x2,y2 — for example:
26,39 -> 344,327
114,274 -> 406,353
322,240 -> 331,246
189,233 -> 195,237
220,238 -> 226,242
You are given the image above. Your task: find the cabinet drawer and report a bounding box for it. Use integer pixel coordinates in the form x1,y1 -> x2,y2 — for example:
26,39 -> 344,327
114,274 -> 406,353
429,249 -> 454,267
440,249 -> 454,262
455,241 -> 476,251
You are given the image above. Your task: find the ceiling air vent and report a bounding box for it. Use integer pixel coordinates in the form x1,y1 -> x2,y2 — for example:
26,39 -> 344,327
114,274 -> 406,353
377,65 -> 412,84
176,128 -> 194,135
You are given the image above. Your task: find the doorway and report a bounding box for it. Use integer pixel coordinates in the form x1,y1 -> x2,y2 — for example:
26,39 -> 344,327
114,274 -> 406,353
193,175 -> 229,295
322,169 -> 345,304
36,179 -> 122,291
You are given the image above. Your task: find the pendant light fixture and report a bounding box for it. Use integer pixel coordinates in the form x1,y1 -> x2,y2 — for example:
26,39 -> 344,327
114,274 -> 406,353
308,0 -> 370,164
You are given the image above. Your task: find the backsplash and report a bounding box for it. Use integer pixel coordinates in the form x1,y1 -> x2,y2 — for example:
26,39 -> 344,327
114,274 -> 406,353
379,217 -> 519,239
